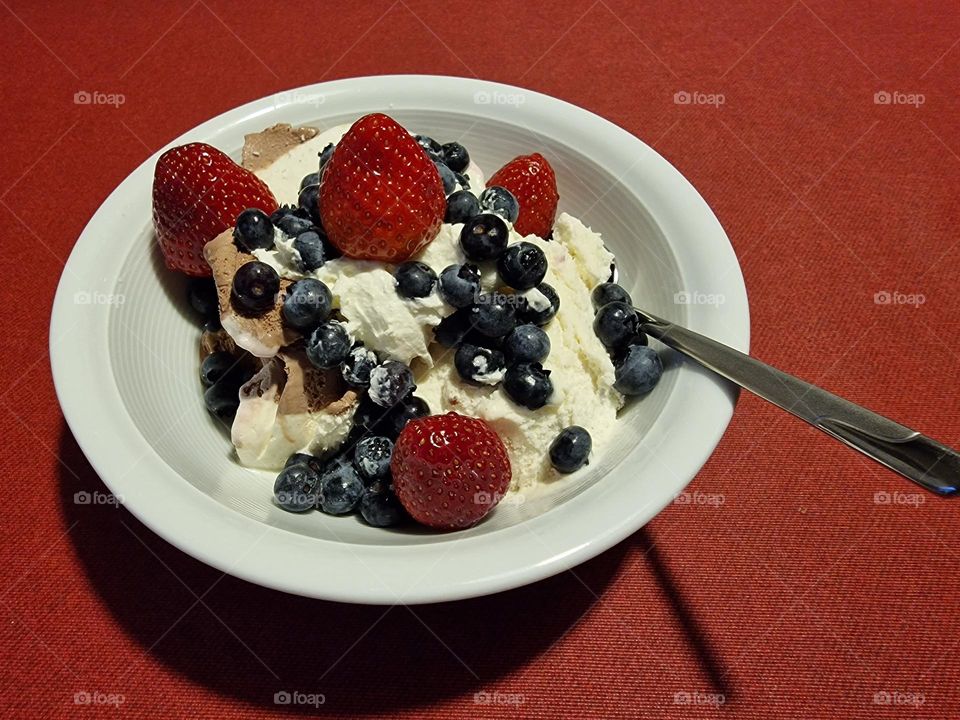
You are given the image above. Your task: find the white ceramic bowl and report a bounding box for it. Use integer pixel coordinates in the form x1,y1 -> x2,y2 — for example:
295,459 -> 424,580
51,76 -> 749,604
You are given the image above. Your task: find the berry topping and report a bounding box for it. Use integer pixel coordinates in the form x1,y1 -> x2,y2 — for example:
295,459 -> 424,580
434,161 -> 457,194
517,283 -> 559,326
445,190 -> 481,224
305,320 -> 351,369
369,361 -> 416,408
297,183 -> 322,225
319,113 -> 445,262
299,172 -> 320,190
593,301 -> 639,351
433,308 -> 475,348
391,412 -> 512,530
387,395 -> 431,437
354,436 -> 394,480
441,142 -> 470,173
282,278 -> 332,330
459,213 -> 509,261
317,457 -> 364,515
496,241 -> 548,290
478,186 -> 520,223
271,205 -> 314,237
203,381 -> 240,420
285,452 -> 322,473
233,208 -> 275,252
341,344 -> 378,388
415,134 -> 442,155
231,261 -> 280,315
153,142 -> 277,276
360,481 -> 407,527
394,261 -> 437,299
455,343 -> 506,385
454,172 -> 471,190
591,282 -> 632,311
486,153 -> 559,238
318,142 -> 335,174
350,395 -> 395,441
187,277 -> 219,319
470,293 -> 517,337
549,426 -> 592,473
200,351 -> 236,387
274,462 -> 321,512
438,263 -> 481,308
614,345 -> 663,396
292,229 -> 330,271
503,362 -> 553,409
503,324 -> 550,363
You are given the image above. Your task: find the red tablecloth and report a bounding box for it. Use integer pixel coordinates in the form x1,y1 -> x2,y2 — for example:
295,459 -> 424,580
2,1 -> 959,717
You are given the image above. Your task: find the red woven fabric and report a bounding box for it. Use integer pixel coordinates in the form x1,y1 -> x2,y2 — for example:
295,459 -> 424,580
2,1 -> 959,717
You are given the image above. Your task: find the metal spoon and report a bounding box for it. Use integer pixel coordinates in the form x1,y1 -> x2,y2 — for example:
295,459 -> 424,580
633,305 -> 958,497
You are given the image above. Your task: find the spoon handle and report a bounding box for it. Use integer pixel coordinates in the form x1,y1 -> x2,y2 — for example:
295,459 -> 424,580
637,309 -> 959,496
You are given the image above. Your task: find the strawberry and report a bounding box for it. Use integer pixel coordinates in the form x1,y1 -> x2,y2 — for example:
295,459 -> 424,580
319,113 -> 445,262
152,143 -> 278,276
487,153 -> 559,238
391,412 -> 512,530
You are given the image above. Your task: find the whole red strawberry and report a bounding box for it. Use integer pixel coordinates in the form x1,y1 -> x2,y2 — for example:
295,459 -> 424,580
487,153 -> 559,238
319,113 -> 445,262
391,412 -> 512,530
153,143 -> 277,276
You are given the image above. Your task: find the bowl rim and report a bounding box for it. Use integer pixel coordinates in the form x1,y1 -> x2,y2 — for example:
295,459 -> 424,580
50,74 -> 749,604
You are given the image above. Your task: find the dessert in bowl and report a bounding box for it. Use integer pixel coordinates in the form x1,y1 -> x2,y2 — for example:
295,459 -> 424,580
51,77 -> 748,602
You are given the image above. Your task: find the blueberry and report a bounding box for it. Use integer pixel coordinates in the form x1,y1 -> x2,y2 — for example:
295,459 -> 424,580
438,263 -> 481,308
203,380 -> 239,420
298,184 -> 322,225
270,205 -> 314,237
387,395 -> 430,437
455,343 -> 506,385
460,213 -> 509,261
360,481 -> 406,527
454,172 -> 470,190
274,462 -> 321,512
231,261 -> 280,315
415,134 -> 442,154
203,317 -> 222,333
433,308 -> 474,348
503,324 -> 550,363
350,394 -> 395,440
285,452 -> 321,473
305,320 -> 351,369
394,261 -> 437,299
354,436 -> 394,480
299,172 -> 320,190
341,345 -> 378,388
470,293 -> 517,337
434,161 -> 457,194
592,282 -> 632,311
503,362 -> 553,410
282,278 -> 332,330
516,283 -> 560,326
497,241 -> 548,290
441,142 -> 470,172
368,361 -> 416,408
200,351 -> 235,387
549,426 -> 592,473
614,345 -> 663,396
317,457 -> 363,514
318,142 -> 335,173
187,277 -> 219,320
478,186 -> 519,223
593,301 -> 639,351
293,229 -> 330,271
443,190 -> 480,223
233,208 -> 275,252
